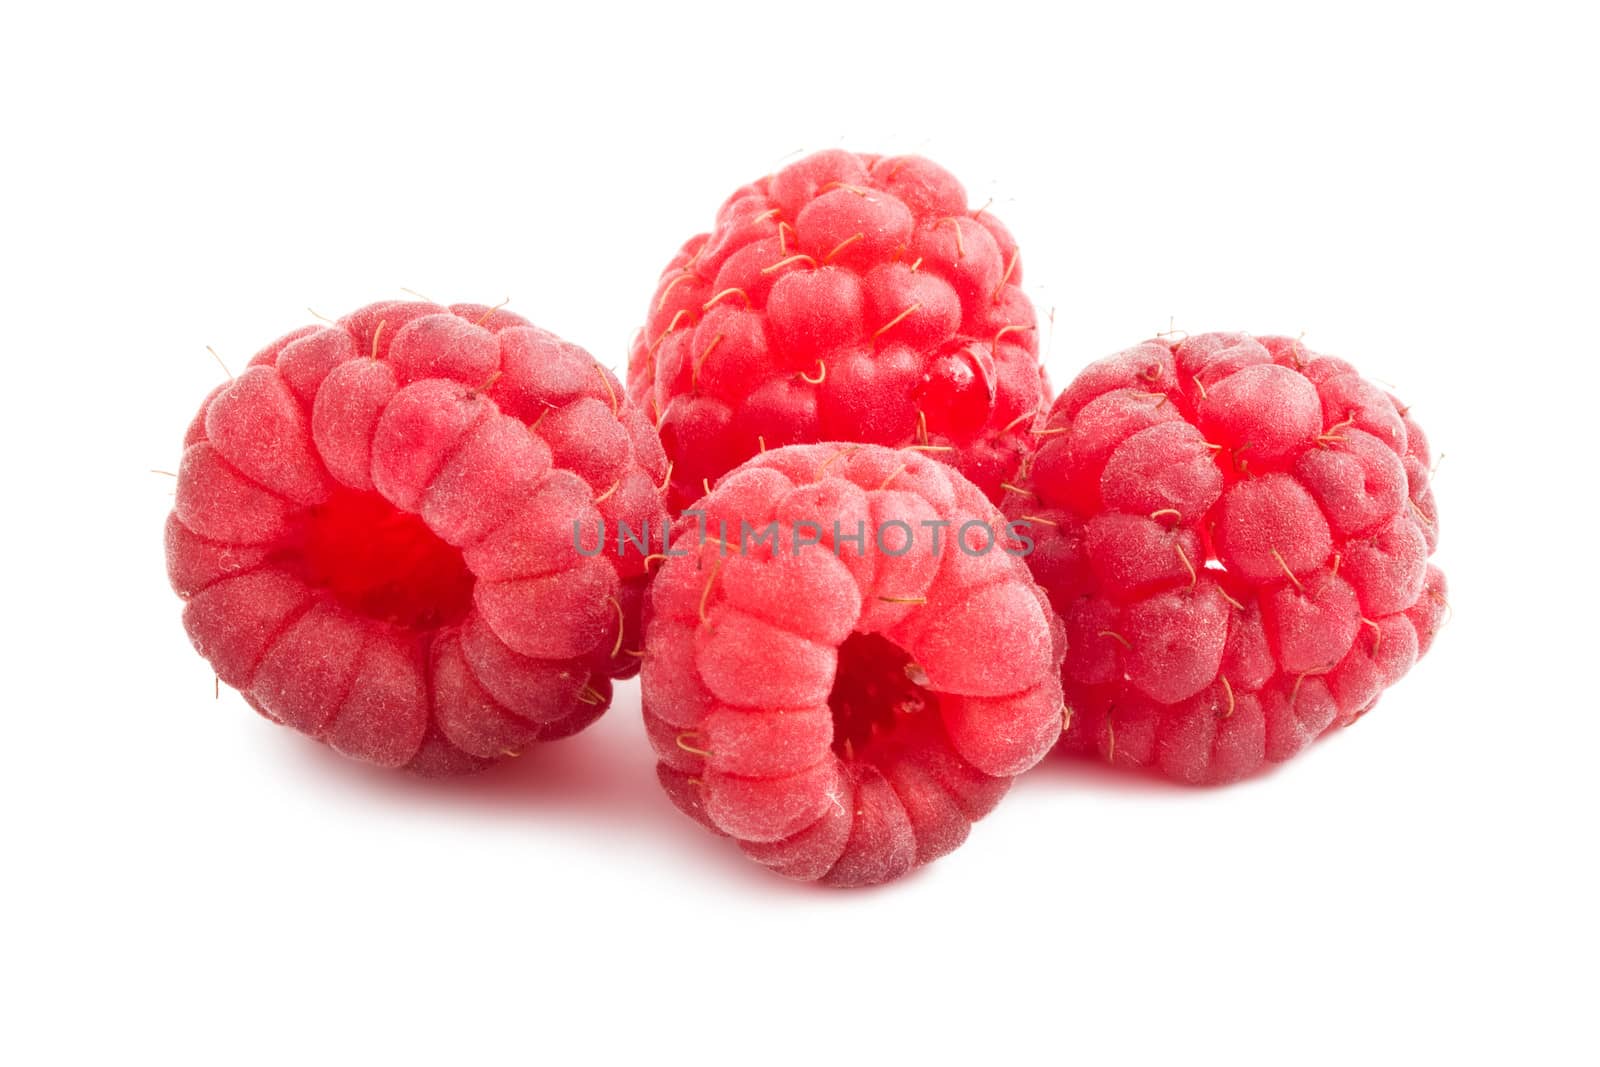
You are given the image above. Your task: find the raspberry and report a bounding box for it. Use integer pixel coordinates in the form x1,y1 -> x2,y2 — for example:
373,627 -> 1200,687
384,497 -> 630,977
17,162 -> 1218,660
628,150 -> 1050,512
166,300 -> 668,774
1005,332 -> 1445,784
640,443 -> 1064,885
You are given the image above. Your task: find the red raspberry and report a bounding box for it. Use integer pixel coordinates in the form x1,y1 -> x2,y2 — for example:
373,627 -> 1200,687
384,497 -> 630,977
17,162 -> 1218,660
628,149 -> 1050,513
166,300 -> 668,774
1005,332 -> 1445,784
641,443 -> 1064,885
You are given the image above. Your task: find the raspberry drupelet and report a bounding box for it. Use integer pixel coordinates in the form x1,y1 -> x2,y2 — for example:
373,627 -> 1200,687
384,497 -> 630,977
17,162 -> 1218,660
166,300 -> 668,774
1004,332 -> 1445,784
628,149 -> 1051,513
640,443 -> 1064,886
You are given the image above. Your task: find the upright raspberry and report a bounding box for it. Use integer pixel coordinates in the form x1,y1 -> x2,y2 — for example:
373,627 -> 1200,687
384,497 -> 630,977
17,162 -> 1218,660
1005,332 -> 1445,784
628,150 -> 1050,512
166,300 -> 668,774
641,443 -> 1064,886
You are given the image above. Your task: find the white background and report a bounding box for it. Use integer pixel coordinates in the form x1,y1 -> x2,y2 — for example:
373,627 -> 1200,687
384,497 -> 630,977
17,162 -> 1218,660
4,2 -> 1595,1063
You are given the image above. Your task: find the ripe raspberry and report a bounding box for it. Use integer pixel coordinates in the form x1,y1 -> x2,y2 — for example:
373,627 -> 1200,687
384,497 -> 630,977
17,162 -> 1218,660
166,300 -> 668,774
1005,332 -> 1445,784
640,443 -> 1064,886
628,149 -> 1050,513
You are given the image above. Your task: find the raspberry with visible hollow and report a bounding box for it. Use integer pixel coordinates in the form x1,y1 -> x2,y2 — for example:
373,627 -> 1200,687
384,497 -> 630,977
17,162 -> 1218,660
1005,332 -> 1445,784
166,300 -> 668,774
641,443 -> 1064,886
628,149 -> 1051,512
